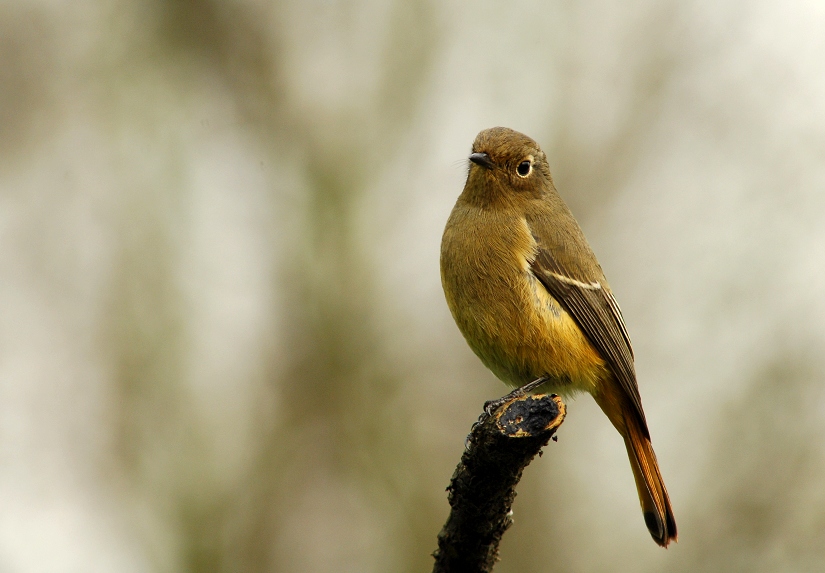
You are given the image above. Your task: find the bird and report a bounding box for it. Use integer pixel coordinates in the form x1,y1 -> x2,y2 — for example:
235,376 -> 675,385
440,126 -> 676,546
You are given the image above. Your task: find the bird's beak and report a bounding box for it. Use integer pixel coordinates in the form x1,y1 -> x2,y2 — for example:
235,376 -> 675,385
469,152 -> 494,169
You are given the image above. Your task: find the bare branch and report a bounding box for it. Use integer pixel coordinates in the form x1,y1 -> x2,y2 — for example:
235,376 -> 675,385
432,394 -> 566,573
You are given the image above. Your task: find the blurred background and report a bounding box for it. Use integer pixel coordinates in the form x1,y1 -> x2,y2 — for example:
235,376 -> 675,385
2,0 -> 825,571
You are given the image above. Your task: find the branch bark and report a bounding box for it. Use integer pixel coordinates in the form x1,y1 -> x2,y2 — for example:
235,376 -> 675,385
432,393 -> 566,573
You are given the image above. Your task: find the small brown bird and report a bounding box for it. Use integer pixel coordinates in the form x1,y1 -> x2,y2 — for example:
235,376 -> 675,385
440,127 -> 676,546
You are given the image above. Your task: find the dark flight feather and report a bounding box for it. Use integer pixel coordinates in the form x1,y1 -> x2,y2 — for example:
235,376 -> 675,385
527,222 -> 649,436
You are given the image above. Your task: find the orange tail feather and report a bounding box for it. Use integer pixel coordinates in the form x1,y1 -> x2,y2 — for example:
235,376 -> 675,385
594,388 -> 677,547
623,416 -> 677,546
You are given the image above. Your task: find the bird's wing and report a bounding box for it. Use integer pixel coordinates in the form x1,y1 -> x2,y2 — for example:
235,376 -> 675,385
527,222 -> 649,435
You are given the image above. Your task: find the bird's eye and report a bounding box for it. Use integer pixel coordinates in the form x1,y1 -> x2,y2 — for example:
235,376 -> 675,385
516,160 -> 532,177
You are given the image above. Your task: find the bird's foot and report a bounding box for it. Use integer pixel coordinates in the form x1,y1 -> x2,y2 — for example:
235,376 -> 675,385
483,375 -> 550,416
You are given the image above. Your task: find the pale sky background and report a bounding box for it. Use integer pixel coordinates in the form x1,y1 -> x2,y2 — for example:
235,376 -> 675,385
2,1 -> 825,572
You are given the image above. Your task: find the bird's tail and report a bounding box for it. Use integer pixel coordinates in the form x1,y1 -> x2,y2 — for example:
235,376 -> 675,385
594,389 -> 677,547
622,414 -> 677,546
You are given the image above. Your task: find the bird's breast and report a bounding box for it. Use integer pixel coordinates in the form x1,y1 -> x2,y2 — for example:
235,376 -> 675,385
441,206 -> 607,394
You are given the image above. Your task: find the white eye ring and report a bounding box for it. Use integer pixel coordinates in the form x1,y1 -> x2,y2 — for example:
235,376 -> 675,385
516,160 -> 532,178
